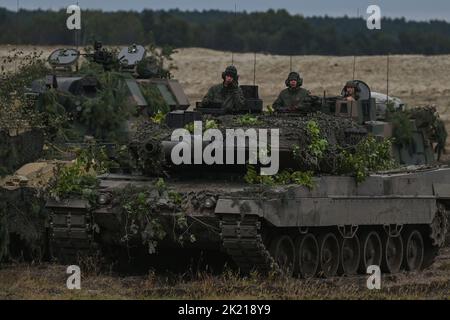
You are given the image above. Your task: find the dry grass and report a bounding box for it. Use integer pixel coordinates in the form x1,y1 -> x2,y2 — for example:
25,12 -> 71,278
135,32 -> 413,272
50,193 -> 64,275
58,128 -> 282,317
1,249 -> 449,300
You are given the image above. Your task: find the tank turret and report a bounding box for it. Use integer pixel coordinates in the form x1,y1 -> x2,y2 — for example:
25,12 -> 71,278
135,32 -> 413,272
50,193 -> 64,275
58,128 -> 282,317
127,80 -> 443,178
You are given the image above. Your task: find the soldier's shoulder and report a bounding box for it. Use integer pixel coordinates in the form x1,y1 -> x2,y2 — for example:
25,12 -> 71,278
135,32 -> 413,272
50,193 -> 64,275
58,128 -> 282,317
299,87 -> 309,93
209,83 -> 223,91
279,88 -> 290,95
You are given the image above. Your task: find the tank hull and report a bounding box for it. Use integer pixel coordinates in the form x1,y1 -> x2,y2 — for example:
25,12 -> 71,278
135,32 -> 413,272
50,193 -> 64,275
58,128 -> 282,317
46,166 -> 450,276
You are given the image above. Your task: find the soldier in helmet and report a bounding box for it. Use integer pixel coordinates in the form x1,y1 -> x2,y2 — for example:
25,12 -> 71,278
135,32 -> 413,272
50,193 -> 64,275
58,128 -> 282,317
201,65 -> 246,112
273,72 -> 311,112
342,80 -> 360,101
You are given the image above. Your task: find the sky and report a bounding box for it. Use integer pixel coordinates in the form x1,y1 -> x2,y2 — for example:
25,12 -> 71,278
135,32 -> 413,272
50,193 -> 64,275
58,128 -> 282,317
1,0 -> 450,22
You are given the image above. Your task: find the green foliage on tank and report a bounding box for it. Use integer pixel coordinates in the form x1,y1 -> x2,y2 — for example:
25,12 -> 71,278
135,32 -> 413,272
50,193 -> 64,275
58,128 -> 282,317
340,136 -> 396,183
139,83 -> 170,114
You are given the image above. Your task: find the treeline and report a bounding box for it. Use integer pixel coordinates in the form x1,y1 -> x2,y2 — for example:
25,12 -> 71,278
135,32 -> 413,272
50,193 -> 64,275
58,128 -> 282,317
1,7 -> 450,55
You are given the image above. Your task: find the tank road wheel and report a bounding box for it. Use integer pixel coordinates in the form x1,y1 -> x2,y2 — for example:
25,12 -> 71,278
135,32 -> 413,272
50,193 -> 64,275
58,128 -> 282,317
359,231 -> 382,273
318,233 -> 340,278
403,230 -> 424,271
340,237 -> 360,275
269,235 -> 295,276
381,235 -> 404,274
296,233 -> 320,279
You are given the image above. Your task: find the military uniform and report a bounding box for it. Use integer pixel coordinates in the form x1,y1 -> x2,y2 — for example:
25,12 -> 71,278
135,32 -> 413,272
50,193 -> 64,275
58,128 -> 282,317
201,66 -> 246,112
273,72 -> 310,112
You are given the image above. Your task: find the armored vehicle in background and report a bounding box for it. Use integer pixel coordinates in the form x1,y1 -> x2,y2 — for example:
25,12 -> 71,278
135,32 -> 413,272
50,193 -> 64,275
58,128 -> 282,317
46,79 -> 449,278
29,43 -> 189,144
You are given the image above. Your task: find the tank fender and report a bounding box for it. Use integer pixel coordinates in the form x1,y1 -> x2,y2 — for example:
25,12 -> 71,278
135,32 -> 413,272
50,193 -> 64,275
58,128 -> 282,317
46,198 -> 90,210
214,198 -> 262,216
433,183 -> 450,200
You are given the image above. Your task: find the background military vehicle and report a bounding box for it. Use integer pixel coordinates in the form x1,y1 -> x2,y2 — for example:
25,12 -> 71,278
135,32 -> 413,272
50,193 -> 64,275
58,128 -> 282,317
45,78 -> 450,278
29,43 -> 189,144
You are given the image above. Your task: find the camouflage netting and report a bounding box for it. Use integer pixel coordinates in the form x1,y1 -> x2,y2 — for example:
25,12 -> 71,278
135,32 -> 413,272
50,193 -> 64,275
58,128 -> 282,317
107,181 -> 222,254
129,120 -> 172,174
129,112 -> 368,176
388,105 -> 448,158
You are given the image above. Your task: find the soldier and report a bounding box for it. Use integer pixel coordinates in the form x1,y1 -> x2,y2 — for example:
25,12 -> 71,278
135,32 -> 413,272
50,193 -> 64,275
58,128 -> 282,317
342,80 -> 360,101
273,71 -> 311,112
201,65 -> 246,112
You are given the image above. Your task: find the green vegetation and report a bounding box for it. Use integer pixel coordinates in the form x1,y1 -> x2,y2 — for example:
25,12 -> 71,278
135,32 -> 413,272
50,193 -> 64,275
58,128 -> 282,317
77,73 -> 131,142
48,159 -> 99,201
139,84 -> 170,115
340,136 -> 396,183
184,119 -> 218,133
151,111 -> 167,124
114,180 -> 193,254
245,120 -> 396,185
306,120 -> 328,159
48,141 -> 113,201
0,49 -> 50,128
386,105 -> 414,146
244,166 -> 314,189
116,186 -> 167,254
2,8 -> 450,55
235,114 -> 261,126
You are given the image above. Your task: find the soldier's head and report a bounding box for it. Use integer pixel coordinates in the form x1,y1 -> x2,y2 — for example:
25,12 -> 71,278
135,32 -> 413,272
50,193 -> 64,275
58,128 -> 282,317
94,41 -> 103,51
344,80 -> 358,96
222,65 -> 238,86
285,72 -> 303,89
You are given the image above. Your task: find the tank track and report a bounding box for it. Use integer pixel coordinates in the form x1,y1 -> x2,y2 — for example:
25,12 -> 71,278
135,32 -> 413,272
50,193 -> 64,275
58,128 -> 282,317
220,211 -> 445,277
219,214 -> 280,274
47,200 -> 95,264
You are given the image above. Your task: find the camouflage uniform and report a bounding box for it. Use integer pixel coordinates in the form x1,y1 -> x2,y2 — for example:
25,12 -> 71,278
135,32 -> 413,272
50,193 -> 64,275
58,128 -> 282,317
273,72 -> 310,112
201,66 -> 246,112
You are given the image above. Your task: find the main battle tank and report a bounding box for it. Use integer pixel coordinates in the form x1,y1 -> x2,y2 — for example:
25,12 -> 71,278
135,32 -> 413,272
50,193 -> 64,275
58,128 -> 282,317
46,80 -> 450,278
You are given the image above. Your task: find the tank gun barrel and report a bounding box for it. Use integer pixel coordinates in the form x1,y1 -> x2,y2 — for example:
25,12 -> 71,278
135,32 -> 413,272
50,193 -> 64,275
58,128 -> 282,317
129,113 -> 369,176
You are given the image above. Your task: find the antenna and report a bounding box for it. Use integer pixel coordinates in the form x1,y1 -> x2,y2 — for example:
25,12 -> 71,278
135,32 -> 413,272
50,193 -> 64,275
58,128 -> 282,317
231,3 -> 237,65
289,56 -> 293,72
386,54 -> 390,106
75,1 -> 80,71
76,1 -> 79,49
352,56 -> 356,80
14,0 -> 19,73
253,52 -> 257,86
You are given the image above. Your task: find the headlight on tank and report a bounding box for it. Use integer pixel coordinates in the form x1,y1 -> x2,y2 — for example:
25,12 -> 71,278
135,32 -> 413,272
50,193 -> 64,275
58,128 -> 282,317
97,193 -> 111,205
203,197 -> 216,209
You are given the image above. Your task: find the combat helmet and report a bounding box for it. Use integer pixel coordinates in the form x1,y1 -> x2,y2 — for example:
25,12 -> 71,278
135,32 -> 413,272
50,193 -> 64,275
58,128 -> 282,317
222,65 -> 239,81
344,80 -> 358,89
285,71 -> 303,87
343,80 -> 361,99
